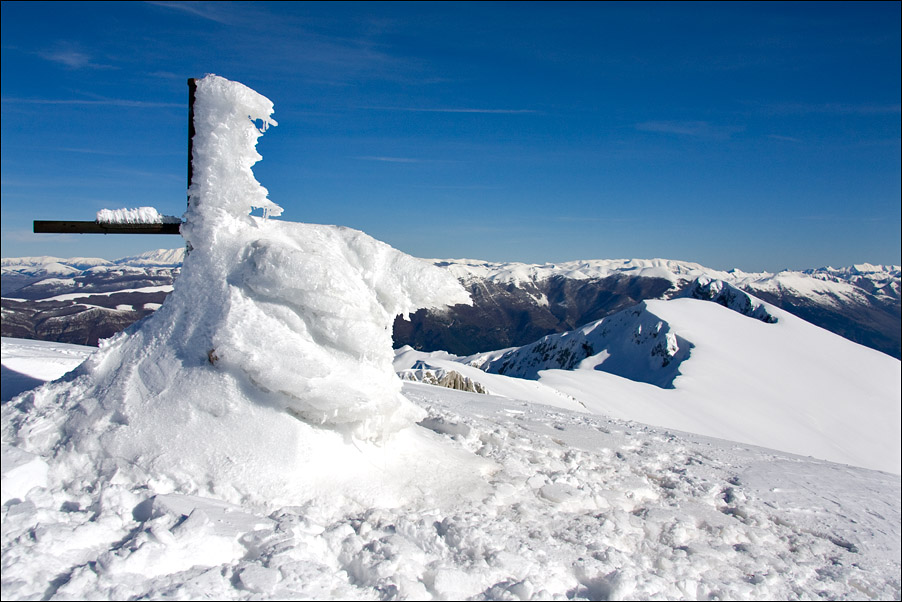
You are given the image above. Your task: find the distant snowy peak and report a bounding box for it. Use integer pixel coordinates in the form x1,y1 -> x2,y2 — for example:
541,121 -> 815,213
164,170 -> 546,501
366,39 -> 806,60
817,263 -> 901,276
804,264 -> 901,301
681,277 -> 777,323
433,257 -> 900,299
1,256 -> 113,272
3,249 -> 899,358
433,257 -> 736,286
473,300 -> 694,388
6,250 -> 896,294
1,248 -> 186,274
473,284 -> 776,388
113,247 -> 186,267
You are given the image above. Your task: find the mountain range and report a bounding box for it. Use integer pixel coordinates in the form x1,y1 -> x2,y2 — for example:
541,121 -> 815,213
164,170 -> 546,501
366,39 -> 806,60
3,249 -> 899,359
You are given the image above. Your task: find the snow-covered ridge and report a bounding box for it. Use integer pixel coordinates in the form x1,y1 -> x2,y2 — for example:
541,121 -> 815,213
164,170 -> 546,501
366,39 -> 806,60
458,291 -> 901,474
433,257 -> 901,301
5,251 -> 897,301
113,247 -> 186,267
432,257 -> 737,286
473,301 -> 694,388
469,281 -> 775,389
5,250 -> 899,358
680,278 -> 777,323
1,256 -> 113,272
1,249 -> 186,273
398,362 -> 488,394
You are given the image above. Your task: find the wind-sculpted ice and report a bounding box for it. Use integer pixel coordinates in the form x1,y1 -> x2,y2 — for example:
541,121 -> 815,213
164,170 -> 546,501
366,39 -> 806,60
3,74 -> 469,502
173,74 -> 469,436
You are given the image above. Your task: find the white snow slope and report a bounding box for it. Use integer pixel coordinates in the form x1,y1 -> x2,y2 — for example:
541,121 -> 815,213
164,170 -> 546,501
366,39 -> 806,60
2,75 -> 899,600
456,288 -> 901,475
2,338 -> 900,600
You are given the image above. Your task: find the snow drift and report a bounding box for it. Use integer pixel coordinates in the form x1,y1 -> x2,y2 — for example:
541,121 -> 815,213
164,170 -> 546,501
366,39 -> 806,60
3,339 -> 900,600
2,74 -> 470,504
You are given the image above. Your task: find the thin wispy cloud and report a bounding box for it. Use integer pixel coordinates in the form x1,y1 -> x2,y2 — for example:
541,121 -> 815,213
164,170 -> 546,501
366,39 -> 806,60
56,147 -> 128,156
413,184 -> 503,191
767,134 -> 803,143
354,156 -> 461,165
362,106 -> 539,115
635,120 -> 744,139
355,156 -> 425,163
147,70 -> 185,80
554,216 -> 640,223
2,97 -> 182,108
37,47 -> 117,71
798,214 -> 888,222
145,1 -> 235,24
758,102 -> 901,116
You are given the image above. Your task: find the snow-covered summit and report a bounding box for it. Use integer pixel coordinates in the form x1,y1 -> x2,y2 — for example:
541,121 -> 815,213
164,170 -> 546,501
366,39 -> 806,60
112,247 -> 186,267
3,336 -> 899,601
3,75 -> 470,509
1,73 -> 899,601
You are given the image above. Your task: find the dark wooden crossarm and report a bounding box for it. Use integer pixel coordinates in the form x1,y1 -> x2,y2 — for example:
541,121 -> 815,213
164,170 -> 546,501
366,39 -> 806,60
33,221 -> 181,235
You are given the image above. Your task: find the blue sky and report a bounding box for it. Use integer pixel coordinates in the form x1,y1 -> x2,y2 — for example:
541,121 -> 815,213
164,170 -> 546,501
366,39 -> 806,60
2,1 -> 899,271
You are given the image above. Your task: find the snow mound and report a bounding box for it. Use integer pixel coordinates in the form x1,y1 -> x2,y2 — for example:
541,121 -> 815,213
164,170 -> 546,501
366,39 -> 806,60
96,207 -> 180,224
2,74 -> 471,506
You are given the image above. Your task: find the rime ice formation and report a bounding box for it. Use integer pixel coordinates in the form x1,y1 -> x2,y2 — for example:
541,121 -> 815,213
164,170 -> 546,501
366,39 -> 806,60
96,207 -> 181,224
2,74 -> 469,502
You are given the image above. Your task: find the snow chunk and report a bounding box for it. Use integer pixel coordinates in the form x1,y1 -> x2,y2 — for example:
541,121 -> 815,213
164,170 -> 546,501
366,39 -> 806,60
208,222 -> 470,435
1,444 -> 49,504
96,207 -> 180,224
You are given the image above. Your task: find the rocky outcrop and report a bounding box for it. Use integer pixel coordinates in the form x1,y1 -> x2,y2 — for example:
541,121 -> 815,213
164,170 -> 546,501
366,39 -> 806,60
398,366 -> 488,394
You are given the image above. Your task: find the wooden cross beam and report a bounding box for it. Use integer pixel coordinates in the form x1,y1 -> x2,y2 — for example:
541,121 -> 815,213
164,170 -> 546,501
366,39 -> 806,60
33,79 -> 197,236
33,221 -> 181,235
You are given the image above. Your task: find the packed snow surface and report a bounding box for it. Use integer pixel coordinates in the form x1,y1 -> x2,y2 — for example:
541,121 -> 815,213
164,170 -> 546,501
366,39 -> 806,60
96,207 -> 180,224
2,339 -> 900,600
1,338 -> 93,402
